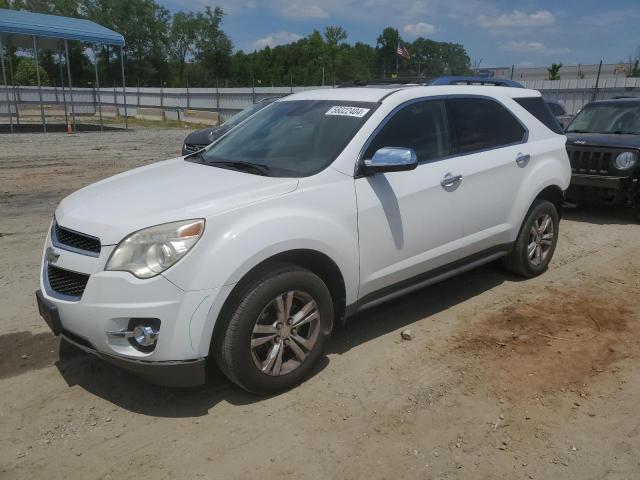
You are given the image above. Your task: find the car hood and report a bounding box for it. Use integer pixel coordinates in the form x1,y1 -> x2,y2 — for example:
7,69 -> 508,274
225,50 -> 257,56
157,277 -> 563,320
565,132 -> 640,149
55,158 -> 299,245
184,125 -> 231,145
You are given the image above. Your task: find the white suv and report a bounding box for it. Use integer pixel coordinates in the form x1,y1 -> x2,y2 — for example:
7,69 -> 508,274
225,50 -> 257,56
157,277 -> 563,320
36,85 -> 570,393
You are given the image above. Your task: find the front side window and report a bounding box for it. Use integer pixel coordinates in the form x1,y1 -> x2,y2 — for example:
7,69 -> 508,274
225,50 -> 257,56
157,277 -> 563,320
197,100 -> 377,177
446,97 -> 527,154
364,100 -> 450,162
566,103 -> 640,135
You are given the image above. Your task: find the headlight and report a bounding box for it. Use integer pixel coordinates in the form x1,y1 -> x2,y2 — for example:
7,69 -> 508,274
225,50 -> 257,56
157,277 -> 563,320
106,219 -> 205,278
614,151 -> 638,170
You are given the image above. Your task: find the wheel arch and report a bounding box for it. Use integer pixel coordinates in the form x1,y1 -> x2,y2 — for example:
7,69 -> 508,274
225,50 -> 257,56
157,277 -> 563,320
209,249 -> 347,355
534,184 -> 564,218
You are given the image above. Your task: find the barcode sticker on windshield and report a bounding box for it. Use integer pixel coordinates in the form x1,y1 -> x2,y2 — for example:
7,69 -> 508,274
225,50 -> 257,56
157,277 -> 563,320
325,106 -> 370,118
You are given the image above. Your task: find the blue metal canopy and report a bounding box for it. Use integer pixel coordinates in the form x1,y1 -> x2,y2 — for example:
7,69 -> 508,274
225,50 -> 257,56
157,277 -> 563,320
0,9 -> 124,46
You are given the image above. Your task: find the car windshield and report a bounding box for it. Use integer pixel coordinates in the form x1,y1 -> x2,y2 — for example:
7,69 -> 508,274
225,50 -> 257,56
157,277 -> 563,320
225,101 -> 272,127
566,103 -> 640,134
199,100 -> 377,177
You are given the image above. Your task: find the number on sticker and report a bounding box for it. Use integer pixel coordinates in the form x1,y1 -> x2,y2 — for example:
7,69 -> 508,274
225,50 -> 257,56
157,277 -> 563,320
325,106 -> 370,118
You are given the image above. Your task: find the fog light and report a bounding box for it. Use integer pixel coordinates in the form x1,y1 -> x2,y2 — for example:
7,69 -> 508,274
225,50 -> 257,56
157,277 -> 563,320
107,318 -> 160,352
133,325 -> 158,347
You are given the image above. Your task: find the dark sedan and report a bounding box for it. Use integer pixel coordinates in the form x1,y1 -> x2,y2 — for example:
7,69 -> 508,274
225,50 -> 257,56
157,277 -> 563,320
564,97 -> 640,219
182,97 -> 280,155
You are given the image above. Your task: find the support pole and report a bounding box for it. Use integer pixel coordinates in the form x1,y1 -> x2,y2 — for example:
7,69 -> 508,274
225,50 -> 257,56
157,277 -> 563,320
64,40 -> 77,132
0,35 -> 14,133
119,46 -> 128,130
251,76 -> 255,103
216,78 -> 220,111
58,49 -> 68,129
7,49 -> 19,124
91,44 -> 103,131
32,36 -> 46,133
186,76 -> 190,109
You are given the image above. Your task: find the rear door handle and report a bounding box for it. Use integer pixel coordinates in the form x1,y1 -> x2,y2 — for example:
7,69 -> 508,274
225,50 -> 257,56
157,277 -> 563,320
441,172 -> 463,189
516,153 -> 530,167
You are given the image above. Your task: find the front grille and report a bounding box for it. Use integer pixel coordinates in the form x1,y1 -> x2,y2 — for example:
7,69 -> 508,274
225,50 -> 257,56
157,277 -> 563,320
47,264 -> 90,298
567,146 -> 613,175
53,222 -> 101,255
184,143 -> 208,154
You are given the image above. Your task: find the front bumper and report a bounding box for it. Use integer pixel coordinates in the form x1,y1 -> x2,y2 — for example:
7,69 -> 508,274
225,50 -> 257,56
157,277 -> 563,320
37,288 -> 208,387
37,225 -> 230,386
570,173 -> 626,189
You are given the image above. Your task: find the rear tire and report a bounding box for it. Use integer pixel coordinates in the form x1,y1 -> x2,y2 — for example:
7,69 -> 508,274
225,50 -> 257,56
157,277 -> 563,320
213,263 -> 334,394
503,199 -> 559,278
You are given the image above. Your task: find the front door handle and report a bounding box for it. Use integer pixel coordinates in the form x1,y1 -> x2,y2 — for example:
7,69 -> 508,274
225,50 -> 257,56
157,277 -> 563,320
441,172 -> 463,189
516,152 -> 530,168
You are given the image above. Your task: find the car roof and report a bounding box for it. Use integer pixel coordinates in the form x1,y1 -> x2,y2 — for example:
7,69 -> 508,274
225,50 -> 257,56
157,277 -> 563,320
282,85 -> 541,104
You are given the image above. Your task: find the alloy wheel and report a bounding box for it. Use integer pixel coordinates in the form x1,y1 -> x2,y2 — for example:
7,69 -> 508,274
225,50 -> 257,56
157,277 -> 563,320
528,213 -> 554,266
250,291 -> 321,376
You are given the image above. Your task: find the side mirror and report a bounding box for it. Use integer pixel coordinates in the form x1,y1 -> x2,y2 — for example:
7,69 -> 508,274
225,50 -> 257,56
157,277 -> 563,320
362,147 -> 418,174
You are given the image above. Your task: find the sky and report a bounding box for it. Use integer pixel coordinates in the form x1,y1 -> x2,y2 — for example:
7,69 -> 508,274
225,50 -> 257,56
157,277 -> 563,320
158,0 -> 640,68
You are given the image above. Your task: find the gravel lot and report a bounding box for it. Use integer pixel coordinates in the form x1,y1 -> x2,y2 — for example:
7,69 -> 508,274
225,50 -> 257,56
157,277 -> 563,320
1,127 -> 639,480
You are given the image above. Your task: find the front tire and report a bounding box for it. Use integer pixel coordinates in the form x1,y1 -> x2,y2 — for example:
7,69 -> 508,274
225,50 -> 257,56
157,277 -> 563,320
503,199 -> 559,278
214,264 -> 334,394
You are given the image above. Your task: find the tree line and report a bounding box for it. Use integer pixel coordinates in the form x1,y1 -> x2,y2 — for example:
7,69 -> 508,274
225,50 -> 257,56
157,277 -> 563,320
0,0 -> 472,88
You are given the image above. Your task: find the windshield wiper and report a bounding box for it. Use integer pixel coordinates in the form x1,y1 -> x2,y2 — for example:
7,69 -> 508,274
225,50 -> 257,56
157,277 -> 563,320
566,129 -> 591,133
207,160 -> 272,176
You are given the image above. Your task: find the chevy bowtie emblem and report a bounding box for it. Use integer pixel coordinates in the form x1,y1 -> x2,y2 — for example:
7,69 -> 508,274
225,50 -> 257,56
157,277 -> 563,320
46,246 -> 60,264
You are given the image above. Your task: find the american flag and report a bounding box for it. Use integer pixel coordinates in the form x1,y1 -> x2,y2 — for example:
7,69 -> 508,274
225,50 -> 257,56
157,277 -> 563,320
396,44 -> 410,60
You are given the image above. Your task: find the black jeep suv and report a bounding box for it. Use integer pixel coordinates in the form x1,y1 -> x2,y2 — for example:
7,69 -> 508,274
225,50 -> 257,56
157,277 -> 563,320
565,98 -> 640,219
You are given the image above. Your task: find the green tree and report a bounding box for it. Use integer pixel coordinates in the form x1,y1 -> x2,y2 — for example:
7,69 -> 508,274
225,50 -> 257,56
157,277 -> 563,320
408,38 -> 471,77
14,57 -> 50,85
193,6 -> 233,84
629,60 -> 640,78
84,0 -> 171,85
324,26 -> 347,83
548,63 -> 562,80
170,11 -> 198,82
376,27 -> 401,77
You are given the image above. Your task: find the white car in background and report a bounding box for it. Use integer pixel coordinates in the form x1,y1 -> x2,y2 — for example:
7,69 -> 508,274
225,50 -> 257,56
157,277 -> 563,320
37,84 -> 570,393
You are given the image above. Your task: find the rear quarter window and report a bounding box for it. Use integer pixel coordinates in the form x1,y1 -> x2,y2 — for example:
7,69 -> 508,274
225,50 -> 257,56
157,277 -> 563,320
516,97 -> 564,134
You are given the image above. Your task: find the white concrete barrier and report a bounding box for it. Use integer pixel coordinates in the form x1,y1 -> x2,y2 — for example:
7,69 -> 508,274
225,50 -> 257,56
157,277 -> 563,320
97,105 -> 119,118
136,107 -> 165,121
19,104 -> 68,117
182,109 -> 220,126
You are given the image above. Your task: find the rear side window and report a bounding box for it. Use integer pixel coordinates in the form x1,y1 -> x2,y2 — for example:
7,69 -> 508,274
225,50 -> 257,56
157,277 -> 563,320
546,102 -> 565,116
446,97 -> 527,154
364,100 -> 450,162
516,97 -> 564,134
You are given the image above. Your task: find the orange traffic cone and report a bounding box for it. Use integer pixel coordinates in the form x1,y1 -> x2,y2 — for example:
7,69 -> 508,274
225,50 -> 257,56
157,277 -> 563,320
66,122 -> 72,135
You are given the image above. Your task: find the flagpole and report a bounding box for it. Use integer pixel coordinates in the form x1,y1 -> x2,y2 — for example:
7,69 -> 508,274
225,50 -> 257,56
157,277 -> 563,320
396,43 -> 399,76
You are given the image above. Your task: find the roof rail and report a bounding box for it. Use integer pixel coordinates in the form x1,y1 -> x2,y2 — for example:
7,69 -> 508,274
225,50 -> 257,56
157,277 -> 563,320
430,76 -> 524,88
337,77 -> 432,88
336,76 -> 524,89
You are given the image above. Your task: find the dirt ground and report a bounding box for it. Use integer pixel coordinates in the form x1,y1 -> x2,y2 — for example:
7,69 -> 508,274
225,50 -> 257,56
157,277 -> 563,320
1,127 -> 639,480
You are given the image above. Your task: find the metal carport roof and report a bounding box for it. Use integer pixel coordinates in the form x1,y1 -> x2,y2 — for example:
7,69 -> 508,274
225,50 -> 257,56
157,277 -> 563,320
0,9 -> 128,134
0,9 -> 124,46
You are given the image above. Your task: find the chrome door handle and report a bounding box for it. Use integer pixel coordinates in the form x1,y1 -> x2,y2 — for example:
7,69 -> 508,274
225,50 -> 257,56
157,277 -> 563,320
516,152 -> 530,167
440,172 -> 463,188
